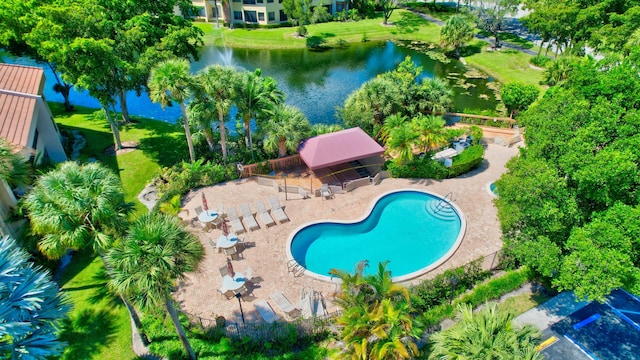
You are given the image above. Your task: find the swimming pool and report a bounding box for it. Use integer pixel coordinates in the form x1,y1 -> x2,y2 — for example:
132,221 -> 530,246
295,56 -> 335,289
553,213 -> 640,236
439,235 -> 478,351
287,190 -> 466,282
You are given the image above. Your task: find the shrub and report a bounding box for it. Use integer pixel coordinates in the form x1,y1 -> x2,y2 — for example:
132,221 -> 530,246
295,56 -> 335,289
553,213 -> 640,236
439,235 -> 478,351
446,145 -> 484,177
387,156 -> 449,179
468,126 -> 483,145
311,5 -> 332,24
530,55 -> 550,67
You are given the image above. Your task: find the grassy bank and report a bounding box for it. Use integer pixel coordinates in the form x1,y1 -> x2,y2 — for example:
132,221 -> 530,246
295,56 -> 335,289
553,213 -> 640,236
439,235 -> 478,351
50,103 -> 187,359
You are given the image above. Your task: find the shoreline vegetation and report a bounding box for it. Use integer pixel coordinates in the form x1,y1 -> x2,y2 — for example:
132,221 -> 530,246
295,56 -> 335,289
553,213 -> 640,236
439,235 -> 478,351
195,9 -> 543,88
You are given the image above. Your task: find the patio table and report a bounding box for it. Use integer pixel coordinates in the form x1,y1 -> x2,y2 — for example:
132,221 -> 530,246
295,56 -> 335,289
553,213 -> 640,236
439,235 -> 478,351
217,234 -> 238,249
198,210 -> 218,224
221,272 -> 246,292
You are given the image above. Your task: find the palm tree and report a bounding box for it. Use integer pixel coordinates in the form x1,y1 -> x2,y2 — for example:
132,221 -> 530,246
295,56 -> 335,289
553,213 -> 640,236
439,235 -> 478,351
429,303 -> 542,360
440,14 -> 476,58
106,213 -> 204,360
23,162 -> 132,259
198,65 -> 239,163
148,59 -> 196,163
263,104 -> 311,157
331,262 -> 423,360
236,69 -> 285,160
379,113 -> 409,143
0,139 -> 30,188
0,236 -> 70,359
310,123 -> 344,137
386,125 -> 420,165
187,97 -> 218,152
417,78 -> 453,115
412,115 -> 448,152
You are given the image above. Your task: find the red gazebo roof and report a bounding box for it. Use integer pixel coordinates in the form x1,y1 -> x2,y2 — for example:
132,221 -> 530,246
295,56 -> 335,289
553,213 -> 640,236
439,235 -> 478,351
298,127 -> 384,170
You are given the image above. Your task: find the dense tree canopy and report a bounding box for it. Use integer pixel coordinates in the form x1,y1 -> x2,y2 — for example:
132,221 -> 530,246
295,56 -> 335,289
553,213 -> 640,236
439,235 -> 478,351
495,50 -> 640,301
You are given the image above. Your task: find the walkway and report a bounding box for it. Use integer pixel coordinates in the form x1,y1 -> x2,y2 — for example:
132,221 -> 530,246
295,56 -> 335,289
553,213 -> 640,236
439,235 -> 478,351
173,143 -> 521,325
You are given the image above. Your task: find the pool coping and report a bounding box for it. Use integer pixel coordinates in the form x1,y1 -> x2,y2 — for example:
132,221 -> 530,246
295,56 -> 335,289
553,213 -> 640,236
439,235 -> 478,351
285,188 -> 467,284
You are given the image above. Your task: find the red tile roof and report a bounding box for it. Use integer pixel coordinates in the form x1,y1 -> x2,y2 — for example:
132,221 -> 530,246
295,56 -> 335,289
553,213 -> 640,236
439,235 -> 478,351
0,64 -> 45,147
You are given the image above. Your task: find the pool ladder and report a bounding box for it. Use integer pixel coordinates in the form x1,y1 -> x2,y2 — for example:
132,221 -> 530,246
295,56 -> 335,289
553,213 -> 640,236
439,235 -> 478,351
433,192 -> 454,213
287,259 -> 306,277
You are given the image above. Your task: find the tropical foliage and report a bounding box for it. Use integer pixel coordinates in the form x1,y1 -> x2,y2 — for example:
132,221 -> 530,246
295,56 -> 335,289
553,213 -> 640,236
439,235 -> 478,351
440,14 -> 476,57
106,212 -> 204,360
470,0 -> 519,48
499,82 -> 539,118
330,261 -> 425,360
23,162 -> 132,259
0,139 -> 30,188
429,303 -> 542,359
263,104 -> 312,157
495,49 -> 640,301
340,57 -> 453,139
0,236 -> 70,359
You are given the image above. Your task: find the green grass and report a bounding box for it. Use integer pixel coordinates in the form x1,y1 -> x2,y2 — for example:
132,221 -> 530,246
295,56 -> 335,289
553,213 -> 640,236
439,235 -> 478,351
497,292 -> 552,316
197,10 -> 441,49
49,103 -> 187,359
56,251 -> 135,360
463,44 -> 544,89
405,2 -> 459,22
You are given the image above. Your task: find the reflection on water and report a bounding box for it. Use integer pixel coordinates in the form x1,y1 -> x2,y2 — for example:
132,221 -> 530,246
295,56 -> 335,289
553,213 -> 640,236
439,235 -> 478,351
1,41 -> 497,125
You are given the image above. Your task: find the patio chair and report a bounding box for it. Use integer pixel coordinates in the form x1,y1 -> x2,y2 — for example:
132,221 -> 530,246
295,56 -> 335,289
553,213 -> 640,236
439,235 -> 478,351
217,288 -> 235,300
216,203 -> 225,217
254,300 -> 280,323
219,265 -> 229,278
268,196 -> 290,223
321,184 -> 333,200
239,203 -> 260,231
234,284 -> 248,297
194,206 -> 204,215
254,200 -> 276,227
244,266 -> 254,282
270,291 -> 301,320
226,206 -> 246,234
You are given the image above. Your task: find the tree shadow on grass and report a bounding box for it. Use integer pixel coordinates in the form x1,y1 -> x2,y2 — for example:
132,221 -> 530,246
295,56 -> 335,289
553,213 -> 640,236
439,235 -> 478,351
395,11 -> 429,34
459,42 -> 484,57
56,250 -> 96,288
85,267 -> 122,308
57,308 -> 118,359
138,134 -> 188,168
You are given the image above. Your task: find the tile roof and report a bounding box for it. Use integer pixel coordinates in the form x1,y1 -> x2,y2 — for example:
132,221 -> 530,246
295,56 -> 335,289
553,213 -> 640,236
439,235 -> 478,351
0,63 -> 44,148
0,63 -> 44,95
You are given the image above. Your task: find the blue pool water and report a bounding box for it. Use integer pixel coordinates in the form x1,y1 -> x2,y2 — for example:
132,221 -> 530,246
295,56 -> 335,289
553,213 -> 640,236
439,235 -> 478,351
288,190 -> 464,281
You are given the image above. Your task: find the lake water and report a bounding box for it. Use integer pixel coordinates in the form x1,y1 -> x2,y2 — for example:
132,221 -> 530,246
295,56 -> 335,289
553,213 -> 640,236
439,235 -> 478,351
1,41 -> 497,125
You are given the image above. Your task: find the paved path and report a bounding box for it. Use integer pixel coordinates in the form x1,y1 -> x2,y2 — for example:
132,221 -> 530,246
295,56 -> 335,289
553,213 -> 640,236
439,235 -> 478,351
403,6 -> 538,56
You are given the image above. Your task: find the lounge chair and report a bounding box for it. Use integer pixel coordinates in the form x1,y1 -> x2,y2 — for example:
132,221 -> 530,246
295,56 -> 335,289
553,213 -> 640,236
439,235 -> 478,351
226,206 -> 246,234
254,300 -> 280,323
254,200 -> 276,227
239,203 -> 260,231
300,289 -> 314,318
321,184 -> 333,200
270,291 -> 301,319
268,196 -> 290,223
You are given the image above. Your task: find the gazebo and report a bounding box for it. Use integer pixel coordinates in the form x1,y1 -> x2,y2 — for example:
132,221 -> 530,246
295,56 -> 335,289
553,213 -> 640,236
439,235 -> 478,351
298,127 -> 384,186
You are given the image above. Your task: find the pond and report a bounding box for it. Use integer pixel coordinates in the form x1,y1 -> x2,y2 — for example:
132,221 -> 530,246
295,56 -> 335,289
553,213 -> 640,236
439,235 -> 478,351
1,41 -> 498,125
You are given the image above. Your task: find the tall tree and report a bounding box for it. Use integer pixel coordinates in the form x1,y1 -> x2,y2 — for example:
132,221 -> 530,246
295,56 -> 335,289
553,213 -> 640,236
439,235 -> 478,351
386,124 -> 419,165
429,303 -> 542,359
0,236 -> 70,359
282,0 -> 313,36
198,65 -> 240,163
23,162 -> 132,259
263,104 -> 311,157
106,213 -> 204,360
471,0 -> 519,48
411,114 -> 448,152
500,82 -> 540,118
440,14 -> 476,58
148,59 -> 197,163
187,97 -> 218,153
377,0 -> 401,25
236,69 -> 285,160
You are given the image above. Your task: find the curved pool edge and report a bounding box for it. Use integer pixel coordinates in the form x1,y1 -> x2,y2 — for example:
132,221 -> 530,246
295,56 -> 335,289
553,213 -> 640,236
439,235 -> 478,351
285,188 -> 467,284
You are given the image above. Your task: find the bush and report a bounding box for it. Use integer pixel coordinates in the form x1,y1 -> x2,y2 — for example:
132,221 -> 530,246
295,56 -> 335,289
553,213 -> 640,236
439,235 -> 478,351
311,5 -> 332,24
387,155 -> 449,179
468,126 -> 483,146
530,55 -> 550,67
446,145 -> 484,177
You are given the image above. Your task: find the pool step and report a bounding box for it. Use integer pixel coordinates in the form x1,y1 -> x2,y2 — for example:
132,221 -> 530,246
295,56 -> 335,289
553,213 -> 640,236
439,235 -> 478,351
426,199 -> 458,221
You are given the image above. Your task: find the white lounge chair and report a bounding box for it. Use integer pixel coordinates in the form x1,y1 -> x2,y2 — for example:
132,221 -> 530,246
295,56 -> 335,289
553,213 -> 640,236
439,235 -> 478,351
239,203 -> 260,231
268,196 -> 290,223
255,300 -> 280,323
270,291 -> 301,319
321,184 -> 333,200
254,200 -> 276,227
226,206 -> 245,234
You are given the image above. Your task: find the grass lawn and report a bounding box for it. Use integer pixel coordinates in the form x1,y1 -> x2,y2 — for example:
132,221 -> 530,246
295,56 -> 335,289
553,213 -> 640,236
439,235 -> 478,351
497,292 -> 552,316
463,45 -> 544,89
196,10 -> 442,48
49,103 -> 188,359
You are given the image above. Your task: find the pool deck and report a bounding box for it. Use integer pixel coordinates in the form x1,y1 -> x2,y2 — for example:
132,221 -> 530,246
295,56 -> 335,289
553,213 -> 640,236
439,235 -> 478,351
175,142 -> 521,324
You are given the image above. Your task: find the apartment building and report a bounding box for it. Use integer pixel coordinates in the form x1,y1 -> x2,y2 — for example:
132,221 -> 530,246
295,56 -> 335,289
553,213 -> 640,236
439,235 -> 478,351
191,0 -> 347,26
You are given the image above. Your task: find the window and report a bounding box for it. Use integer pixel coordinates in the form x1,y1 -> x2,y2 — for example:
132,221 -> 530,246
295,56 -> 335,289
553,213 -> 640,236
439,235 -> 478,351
243,0 -> 256,4
268,0 -> 274,3
233,0 -> 241,2
212,6 -> 219,18
234,11 -> 243,20
279,10 -> 287,21
268,11 -> 275,21
278,0 -> 282,3
258,12 -> 265,21
257,0 -> 264,3
244,10 -> 258,23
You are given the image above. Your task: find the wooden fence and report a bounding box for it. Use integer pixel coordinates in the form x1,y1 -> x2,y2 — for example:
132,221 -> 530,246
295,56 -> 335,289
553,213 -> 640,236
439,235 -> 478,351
444,112 -> 516,128
239,154 -> 303,177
